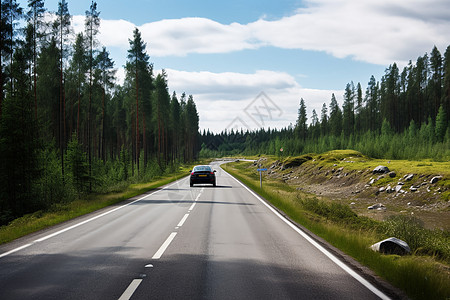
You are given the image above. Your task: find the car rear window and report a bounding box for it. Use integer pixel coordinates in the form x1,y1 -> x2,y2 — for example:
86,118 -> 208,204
193,166 -> 211,172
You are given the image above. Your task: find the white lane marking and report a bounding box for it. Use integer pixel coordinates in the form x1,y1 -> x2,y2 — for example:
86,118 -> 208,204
0,179 -> 185,259
0,243 -> 33,259
194,188 -> 203,201
118,279 -> 142,300
152,232 -> 177,259
188,202 -> 196,211
222,168 -> 391,300
177,214 -> 189,227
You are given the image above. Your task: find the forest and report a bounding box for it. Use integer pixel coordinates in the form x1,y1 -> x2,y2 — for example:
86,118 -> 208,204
0,0 -> 200,225
200,45 -> 450,161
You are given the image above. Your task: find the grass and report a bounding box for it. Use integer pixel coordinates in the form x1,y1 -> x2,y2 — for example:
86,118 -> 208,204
222,159 -> 450,300
0,166 -> 191,245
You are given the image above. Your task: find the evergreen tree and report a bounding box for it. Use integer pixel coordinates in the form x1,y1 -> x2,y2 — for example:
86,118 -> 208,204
295,98 -> 307,141
85,0 -> 100,188
429,46 -> 442,117
53,0 -> 72,182
443,46 -> 450,119
126,27 -> 152,172
320,103 -> 328,136
153,70 -> 170,165
1,0 -> 22,117
0,47 -> 40,221
435,105 -> 447,142
95,47 -> 115,162
26,0 -> 46,119
65,133 -> 90,198
329,93 -> 342,136
342,81 -> 355,136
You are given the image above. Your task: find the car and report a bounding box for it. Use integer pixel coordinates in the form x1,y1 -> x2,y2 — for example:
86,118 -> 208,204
190,165 -> 216,187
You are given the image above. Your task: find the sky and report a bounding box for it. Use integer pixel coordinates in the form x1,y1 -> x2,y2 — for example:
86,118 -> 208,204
22,0 -> 450,133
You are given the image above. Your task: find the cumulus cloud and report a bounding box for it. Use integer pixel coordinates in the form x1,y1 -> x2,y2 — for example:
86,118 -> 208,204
162,69 -> 342,132
93,0 -> 450,65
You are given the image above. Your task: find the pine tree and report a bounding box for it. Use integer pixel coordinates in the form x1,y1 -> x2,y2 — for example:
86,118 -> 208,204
1,0 -> 22,118
0,47 -> 41,220
295,98 -> 307,141
435,105 -> 447,142
342,82 -> 355,136
126,27 -> 152,172
320,103 -> 328,136
329,93 -> 342,136
26,0 -> 45,119
54,0 -> 72,183
95,47 -> 115,162
85,0 -> 100,188
429,46 -> 442,117
153,71 -> 170,165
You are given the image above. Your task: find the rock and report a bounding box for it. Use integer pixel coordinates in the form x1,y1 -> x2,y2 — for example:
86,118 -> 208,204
430,176 -> 443,184
368,203 -> 386,210
404,174 -> 414,181
368,178 -> 375,185
370,237 -> 411,255
409,186 -> 418,192
378,186 -> 386,193
395,185 -> 403,193
388,171 -> 396,178
373,165 -> 390,174
385,185 -> 394,193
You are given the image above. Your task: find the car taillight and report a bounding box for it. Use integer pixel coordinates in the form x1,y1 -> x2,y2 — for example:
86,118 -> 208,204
210,172 -> 214,175
191,172 -> 194,175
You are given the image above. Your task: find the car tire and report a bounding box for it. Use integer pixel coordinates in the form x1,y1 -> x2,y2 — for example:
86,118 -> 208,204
190,182 -> 193,187
213,181 -> 216,187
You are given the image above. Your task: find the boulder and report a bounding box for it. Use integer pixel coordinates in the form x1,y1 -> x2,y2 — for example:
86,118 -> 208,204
403,174 -> 414,181
388,171 -> 396,178
373,165 -> 390,174
409,186 -> 418,192
368,203 -> 386,210
370,237 -> 411,255
430,176 -> 443,184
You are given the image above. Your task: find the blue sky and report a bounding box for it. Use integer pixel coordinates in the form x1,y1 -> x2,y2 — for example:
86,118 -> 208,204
21,0 -> 450,132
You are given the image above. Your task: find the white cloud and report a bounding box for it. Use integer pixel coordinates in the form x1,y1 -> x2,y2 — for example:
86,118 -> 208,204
92,0 -> 450,65
162,69 -> 342,132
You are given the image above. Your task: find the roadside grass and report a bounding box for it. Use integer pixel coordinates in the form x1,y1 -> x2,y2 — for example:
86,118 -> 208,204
0,166 -> 191,245
223,160 -> 450,300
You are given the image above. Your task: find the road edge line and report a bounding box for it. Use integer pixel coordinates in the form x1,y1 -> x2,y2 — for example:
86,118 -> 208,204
222,167 -> 391,300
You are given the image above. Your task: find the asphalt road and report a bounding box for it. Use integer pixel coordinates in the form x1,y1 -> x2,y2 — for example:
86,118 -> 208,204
0,162 -> 393,299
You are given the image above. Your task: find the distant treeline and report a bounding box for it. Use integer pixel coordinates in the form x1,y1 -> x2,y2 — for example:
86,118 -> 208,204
200,45 -> 450,160
0,0 -> 199,225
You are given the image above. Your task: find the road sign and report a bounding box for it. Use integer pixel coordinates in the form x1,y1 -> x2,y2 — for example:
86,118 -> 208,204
257,168 -> 267,171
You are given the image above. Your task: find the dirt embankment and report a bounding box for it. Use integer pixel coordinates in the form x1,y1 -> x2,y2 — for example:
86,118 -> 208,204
252,153 -> 450,230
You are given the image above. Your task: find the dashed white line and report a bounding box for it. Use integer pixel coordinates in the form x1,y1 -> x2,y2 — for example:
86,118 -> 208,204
152,232 -> 177,259
118,279 -> 142,300
0,180 -> 184,259
177,214 -> 189,227
188,202 -> 196,211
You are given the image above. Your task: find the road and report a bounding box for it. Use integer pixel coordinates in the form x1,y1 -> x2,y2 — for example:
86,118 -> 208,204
0,162 -> 393,299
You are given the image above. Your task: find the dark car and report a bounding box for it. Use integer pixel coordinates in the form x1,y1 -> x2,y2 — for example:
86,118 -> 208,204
190,165 -> 216,187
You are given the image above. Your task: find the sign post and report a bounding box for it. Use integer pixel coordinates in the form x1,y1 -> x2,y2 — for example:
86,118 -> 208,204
257,164 -> 268,188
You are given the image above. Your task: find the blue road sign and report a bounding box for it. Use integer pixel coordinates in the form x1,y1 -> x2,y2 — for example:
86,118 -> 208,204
257,168 -> 267,171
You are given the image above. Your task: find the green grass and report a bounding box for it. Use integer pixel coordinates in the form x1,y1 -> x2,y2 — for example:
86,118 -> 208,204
223,160 -> 450,300
0,167 -> 191,245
